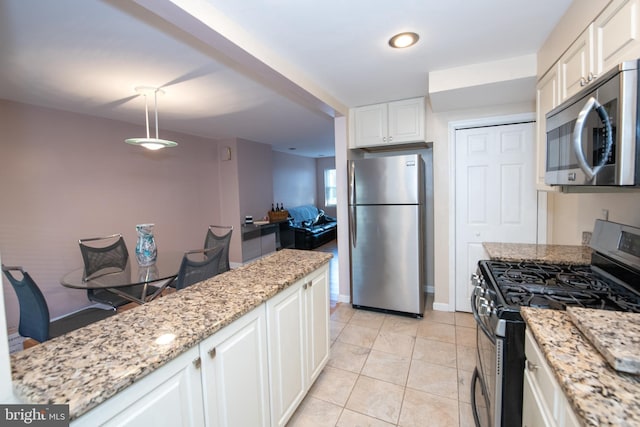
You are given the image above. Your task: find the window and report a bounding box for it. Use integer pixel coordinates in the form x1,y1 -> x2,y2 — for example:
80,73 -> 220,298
324,169 -> 337,207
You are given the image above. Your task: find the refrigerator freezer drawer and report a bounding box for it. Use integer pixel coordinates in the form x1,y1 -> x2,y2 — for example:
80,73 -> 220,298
350,204 -> 424,315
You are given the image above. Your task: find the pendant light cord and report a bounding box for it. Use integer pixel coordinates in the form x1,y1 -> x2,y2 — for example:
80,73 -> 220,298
144,93 -> 150,139
154,89 -> 159,139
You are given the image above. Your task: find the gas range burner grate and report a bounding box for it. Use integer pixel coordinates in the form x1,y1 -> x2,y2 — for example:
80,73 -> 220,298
502,285 -> 607,310
483,260 -> 640,312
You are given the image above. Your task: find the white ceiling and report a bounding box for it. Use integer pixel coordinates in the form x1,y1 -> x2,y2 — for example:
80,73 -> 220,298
0,0 -> 573,157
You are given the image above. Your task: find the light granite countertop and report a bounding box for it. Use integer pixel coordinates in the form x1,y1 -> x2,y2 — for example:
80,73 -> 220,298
483,242 -> 592,265
10,249 -> 332,420
522,307 -> 640,426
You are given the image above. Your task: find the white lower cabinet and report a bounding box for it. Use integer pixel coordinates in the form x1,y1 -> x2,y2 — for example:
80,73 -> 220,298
267,264 -> 329,427
305,267 -> 330,384
71,346 -> 205,427
71,265 -> 328,427
200,306 -> 270,427
522,329 -> 580,427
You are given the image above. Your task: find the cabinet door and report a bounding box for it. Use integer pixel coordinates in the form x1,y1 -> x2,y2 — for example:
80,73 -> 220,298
559,25 -> 594,102
72,347 -> 205,427
242,237 -> 261,263
260,233 -> 277,257
304,265 -> 330,383
594,0 -> 640,76
266,281 -> 306,427
387,97 -> 425,144
200,306 -> 270,427
522,370 -> 555,427
353,103 -> 388,147
536,66 -> 560,191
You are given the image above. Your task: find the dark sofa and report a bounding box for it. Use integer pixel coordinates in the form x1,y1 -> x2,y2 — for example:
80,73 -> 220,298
287,205 -> 337,250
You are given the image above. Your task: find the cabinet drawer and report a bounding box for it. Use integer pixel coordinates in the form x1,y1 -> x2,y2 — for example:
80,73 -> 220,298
525,329 -> 559,419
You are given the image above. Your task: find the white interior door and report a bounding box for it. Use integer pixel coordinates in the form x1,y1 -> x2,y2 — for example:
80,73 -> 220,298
455,122 -> 537,312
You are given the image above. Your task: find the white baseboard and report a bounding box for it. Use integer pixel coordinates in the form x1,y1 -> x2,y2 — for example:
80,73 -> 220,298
338,293 -> 350,303
432,301 -> 455,312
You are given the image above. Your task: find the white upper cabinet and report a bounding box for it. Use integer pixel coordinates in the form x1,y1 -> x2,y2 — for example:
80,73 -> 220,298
558,0 -> 640,104
353,103 -> 388,147
536,67 -> 560,191
558,25 -> 594,102
351,97 -> 425,148
594,0 -> 640,75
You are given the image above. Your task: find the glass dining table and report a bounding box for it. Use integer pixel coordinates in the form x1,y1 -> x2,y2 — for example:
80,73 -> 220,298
60,252 -> 185,305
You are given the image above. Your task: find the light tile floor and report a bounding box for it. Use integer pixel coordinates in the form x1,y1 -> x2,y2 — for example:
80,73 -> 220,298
287,296 -> 477,427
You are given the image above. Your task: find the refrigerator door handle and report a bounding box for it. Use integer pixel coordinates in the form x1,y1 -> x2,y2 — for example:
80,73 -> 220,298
350,205 -> 356,247
349,160 -> 356,247
349,160 -> 356,206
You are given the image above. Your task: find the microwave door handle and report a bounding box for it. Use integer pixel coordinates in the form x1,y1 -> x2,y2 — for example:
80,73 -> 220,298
572,96 -> 614,181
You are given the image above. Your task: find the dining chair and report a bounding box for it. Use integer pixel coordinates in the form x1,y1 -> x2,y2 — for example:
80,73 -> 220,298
204,225 -> 233,273
79,234 -> 159,308
2,265 -> 116,346
173,247 -> 224,290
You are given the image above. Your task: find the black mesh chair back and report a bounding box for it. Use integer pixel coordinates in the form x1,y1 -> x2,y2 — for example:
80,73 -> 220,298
174,247 -> 224,290
204,225 -> 233,273
2,265 -> 50,343
2,265 -> 116,344
79,234 -> 134,308
79,234 -> 129,279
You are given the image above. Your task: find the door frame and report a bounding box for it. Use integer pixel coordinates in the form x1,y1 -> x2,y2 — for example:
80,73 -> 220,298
446,112 -> 547,312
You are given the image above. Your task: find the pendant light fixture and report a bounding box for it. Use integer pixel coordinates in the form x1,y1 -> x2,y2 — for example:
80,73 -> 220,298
125,86 -> 178,150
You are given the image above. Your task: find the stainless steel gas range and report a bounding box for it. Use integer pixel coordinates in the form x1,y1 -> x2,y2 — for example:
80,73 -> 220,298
470,219 -> 640,427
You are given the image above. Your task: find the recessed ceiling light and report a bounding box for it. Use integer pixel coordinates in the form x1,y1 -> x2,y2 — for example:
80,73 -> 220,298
388,32 -> 419,49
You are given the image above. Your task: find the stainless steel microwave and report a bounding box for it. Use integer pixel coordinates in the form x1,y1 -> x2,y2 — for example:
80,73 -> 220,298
545,60 -> 640,186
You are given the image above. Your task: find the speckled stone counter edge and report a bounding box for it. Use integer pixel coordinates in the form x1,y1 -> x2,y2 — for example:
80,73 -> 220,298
522,307 -> 640,427
10,249 -> 332,420
482,242 -> 592,265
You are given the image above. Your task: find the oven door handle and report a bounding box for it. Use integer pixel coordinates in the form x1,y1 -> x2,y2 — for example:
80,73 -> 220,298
471,292 -> 496,345
572,96 -> 614,181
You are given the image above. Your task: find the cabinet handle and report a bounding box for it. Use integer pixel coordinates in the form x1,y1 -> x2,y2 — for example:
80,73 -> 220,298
208,347 -> 216,359
308,281 -> 313,288
580,76 -> 587,87
526,360 -> 538,372
389,136 -> 393,142
193,357 -> 202,369
382,136 -> 386,142
588,72 -> 595,82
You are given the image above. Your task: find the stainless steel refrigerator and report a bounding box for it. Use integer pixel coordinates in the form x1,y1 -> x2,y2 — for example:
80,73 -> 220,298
349,154 -> 425,317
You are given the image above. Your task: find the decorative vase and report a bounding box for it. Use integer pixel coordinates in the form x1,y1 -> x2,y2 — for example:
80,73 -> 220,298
135,223 -> 157,266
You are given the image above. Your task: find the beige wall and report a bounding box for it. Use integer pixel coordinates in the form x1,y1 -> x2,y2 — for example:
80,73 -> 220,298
548,191 -> 640,244
272,151 -> 317,210
0,100 -> 224,332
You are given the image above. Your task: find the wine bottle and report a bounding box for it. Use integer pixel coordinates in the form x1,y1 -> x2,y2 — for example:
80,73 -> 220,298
271,203 -> 275,212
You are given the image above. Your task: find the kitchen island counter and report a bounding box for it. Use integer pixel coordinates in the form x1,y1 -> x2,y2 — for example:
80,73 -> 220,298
483,242 -> 592,265
522,307 -> 640,426
10,249 -> 332,420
